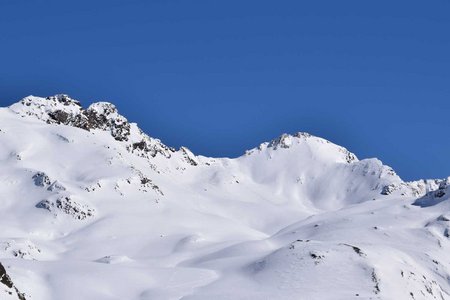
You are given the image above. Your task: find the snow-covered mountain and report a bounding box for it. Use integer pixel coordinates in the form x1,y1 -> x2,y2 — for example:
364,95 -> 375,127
1,95 -> 449,300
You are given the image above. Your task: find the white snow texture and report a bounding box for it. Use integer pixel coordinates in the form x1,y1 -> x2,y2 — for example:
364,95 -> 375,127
1,95 -> 449,300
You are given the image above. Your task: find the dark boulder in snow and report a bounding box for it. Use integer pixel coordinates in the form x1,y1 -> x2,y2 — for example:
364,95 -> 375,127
381,184 -> 398,195
32,172 -> 66,191
32,172 -> 51,187
129,136 -> 175,159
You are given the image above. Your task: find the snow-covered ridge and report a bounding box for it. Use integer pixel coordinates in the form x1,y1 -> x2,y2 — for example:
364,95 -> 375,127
5,94 -> 409,203
249,132 -> 358,164
10,94 -> 130,141
9,95 -> 358,166
9,95 -> 181,160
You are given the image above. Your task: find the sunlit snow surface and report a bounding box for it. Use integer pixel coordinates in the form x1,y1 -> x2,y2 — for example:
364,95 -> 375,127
1,95 -> 449,300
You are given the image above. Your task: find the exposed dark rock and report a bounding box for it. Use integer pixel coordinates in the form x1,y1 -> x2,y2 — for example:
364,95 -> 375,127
309,251 -> 325,265
345,151 -> 357,163
267,133 -> 294,149
46,94 -> 81,107
381,184 -> 398,195
0,263 -> 13,289
138,175 -> 164,195
435,190 -> 446,198
12,95 -> 195,162
128,137 -> 175,159
341,243 -> 365,257
371,269 -> 380,294
180,147 -> 199,166
54,104 -> 131,141
32,172 -> 66,191
140,177 -> 151,185
32,172 -> 51,187
47,181 -> 66,192
132,141 -> 147,151
48,110 -> 70,124
20,96 -> 131,141
36,196 -> 95,220
437,214 -> 450,222
413,178 -> 449,207
1,240 -> 42,260
0,262 -> 26,300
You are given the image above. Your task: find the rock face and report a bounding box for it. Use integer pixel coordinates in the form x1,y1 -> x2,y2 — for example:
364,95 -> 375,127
11,95 -> 130,141
32,172 -> 51,187
412,177 -> 450,207
180,146 -> 199,166
0,263 -> 26,300
36,196 -> 95,220
128,134 -> 175,159
32,172 -> 66,191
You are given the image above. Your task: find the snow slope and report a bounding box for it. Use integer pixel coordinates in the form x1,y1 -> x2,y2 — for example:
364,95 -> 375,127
1,95 -> 449,300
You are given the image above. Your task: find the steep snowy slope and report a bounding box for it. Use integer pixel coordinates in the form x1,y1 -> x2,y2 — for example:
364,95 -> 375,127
0,95 -> 449,300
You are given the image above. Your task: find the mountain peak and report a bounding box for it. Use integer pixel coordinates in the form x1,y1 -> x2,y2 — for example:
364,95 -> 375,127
249,132 -> 358,164
10,95 -> 83,120
46,94 -> 82,106
87,101 -> 119,116
9,94 -> 130,141
267,132 -> 312,149
7,94 -> 180,161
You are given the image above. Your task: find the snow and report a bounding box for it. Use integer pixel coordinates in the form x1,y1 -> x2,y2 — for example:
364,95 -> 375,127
0,95 -> 449,299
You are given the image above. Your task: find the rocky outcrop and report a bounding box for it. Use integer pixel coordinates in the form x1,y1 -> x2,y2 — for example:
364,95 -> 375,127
180,146 -> 199,166
382,177 -> 450,201
11,95 -> 130,141
10,95 -> 182,160
128,133 -> 175,159
0,240 -> 42,260
32,172 -> 51,187
36,196 -> 95,220
266,133 -> 312,150
32,172 -> 66,191
114,169 -> 164,196
381,183 -> 399,195
47,100 -> 131,141
412,177 -> 450,207
0,263 -> 26,300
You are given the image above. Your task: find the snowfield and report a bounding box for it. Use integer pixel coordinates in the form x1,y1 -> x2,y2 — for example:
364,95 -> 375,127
1,95 -> 449,300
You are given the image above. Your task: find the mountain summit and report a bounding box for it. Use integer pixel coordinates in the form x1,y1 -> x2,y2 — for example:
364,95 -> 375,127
0,95 -> 449,300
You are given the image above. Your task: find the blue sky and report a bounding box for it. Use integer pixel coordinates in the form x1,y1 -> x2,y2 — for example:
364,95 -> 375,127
1,0 -> 449,180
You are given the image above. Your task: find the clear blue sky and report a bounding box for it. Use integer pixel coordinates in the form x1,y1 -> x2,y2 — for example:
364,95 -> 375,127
1,0 -> 449,180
